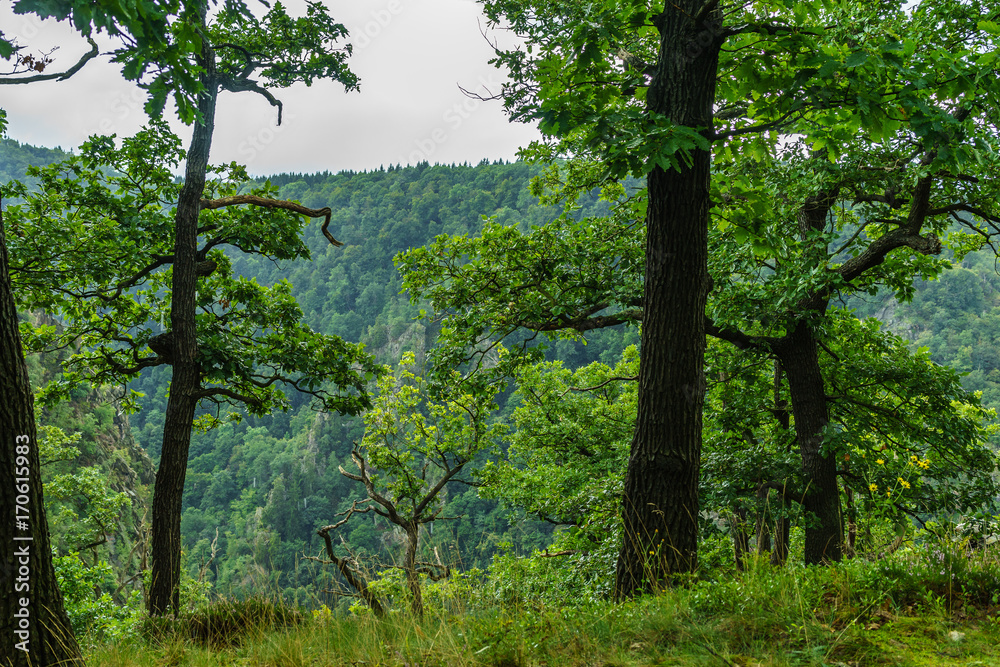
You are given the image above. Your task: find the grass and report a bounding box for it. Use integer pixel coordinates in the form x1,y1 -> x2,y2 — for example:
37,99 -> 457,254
84,545 -> 1000,667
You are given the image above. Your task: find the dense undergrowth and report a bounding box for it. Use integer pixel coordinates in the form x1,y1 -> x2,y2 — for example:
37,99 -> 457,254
81,534 -> 1000,667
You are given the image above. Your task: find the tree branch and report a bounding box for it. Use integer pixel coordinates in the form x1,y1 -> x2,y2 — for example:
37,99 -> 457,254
313,526 -> 386,617
218,75 -> 284,124
0,38 -> 98,84
522,307 -> 642,332
200,194 -> 342,246
704,317 -> 778,350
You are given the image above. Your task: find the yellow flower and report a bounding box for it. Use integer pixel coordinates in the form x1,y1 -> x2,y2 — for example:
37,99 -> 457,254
869,483 -> 878,493
918,459 -> 930,469
886,491 -> 892,498
898,477 -> 911,490
877,458 -> 885,465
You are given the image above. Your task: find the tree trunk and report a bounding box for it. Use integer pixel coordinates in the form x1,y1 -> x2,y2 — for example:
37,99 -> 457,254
614,4 -> 720,598
770,360 -> 791,566
754,485 -> 771,557
0,216 -> 85,666
770,502 -> 790,566
731,506 -> 749,572
403,524 -> 423,617
844,485 -> 857,557
777,322 -> 842,564
148,35 -> 218,617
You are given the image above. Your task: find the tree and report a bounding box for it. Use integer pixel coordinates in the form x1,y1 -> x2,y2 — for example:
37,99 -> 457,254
0,16 -> 115,665
431,0 -> 1000,589
9,0 -> 364,616
479,347 -> 638,601
7,116 -> 377,618
0,204 -> 84,666
313,353 -> 503,617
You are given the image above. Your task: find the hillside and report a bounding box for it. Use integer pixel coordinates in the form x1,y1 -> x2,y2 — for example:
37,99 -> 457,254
118,159 -> 637,604
3,140 -> 997,610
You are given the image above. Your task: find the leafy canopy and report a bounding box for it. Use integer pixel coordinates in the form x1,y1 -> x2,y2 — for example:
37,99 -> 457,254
6,121 -> 379,422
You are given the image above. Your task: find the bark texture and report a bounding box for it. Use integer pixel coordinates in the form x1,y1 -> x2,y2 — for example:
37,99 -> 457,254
148,33 -> 218,616
776,322 -> 843,564
0,216 -> 84,666
614,4 -> 720,598
403,524 -> 423,617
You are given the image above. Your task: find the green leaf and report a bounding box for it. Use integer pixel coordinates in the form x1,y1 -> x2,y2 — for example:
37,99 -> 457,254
844,51 -> 868,68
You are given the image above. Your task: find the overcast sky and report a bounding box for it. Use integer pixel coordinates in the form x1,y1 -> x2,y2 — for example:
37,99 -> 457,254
0,0 -> 541,175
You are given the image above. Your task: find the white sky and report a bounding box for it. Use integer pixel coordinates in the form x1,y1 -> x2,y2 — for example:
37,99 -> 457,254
0,0 -> 540,175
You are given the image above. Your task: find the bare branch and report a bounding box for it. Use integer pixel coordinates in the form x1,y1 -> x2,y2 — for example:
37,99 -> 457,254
200,194 -> 342,246
218,75 -> 284,124
0,38 -> 99,85
314,525 -> 386,617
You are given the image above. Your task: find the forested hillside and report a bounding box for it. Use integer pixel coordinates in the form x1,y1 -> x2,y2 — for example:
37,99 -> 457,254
20,154 -> 639,605
5,0 -> 1000,664
1,140 -> 996,608
0,137 -> 67,183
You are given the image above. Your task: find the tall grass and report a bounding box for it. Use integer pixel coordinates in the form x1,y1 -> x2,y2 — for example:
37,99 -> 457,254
85,536 -> 1000,666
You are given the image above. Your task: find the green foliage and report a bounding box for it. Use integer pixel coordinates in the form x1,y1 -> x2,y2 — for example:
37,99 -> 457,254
53,552 -> 145,646
871,532 -> 1000,608
80,542 -> 1000,666
7,121 -> 379,421
0,138 -> 67,185
360,351 -> 505,500
355,566 -> 488,618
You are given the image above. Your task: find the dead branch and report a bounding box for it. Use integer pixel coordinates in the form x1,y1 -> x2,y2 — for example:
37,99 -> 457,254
0,38 -> 99,84
315,525 -> 386,617
197,527 -> 219,583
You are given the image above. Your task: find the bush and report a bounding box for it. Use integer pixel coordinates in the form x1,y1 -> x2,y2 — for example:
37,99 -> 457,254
53,552 -> 144,646
871,529 -> 1000,608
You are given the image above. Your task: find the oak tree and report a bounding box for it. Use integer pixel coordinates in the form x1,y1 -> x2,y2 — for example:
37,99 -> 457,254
436,0 -> 1000,591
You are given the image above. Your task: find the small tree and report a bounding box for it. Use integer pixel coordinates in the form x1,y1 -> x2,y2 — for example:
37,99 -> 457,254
314,352 -> 503,617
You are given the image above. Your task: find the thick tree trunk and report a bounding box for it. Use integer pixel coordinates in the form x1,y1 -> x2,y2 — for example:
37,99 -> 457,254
777,323 -> 842,564
614,4 -> 720,598
769,361 -> 790,566
148,39 -> 217,616
0,218 -> 84,666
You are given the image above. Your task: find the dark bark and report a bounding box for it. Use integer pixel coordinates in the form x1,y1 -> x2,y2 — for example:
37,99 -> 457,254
148,30 -> 218,617
845,485 -> 857,557
776,322 -> 842,564
614,3 -> 720,598
768,190 -> 844,565
770,361 -> 790,566
0,213 -> 84,666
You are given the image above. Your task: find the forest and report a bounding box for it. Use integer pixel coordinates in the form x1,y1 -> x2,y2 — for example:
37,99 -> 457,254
2,1 -> 1000,666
